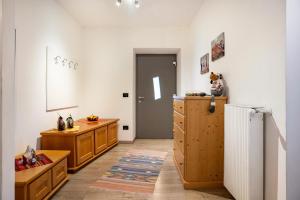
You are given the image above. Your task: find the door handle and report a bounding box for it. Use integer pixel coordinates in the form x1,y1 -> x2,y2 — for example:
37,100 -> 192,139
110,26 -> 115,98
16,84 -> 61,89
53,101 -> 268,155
138,96 -> 145,103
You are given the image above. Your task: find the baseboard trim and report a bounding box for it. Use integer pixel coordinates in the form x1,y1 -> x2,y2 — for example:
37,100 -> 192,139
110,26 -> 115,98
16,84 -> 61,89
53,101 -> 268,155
119,139 -> 136,144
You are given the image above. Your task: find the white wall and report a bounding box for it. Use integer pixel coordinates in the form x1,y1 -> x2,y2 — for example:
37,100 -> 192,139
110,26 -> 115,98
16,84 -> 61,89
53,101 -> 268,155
189,0 -> 286,135
81,27 -> 190,142
1,0 -> 16,198
0,0 -> 3,195
286,0 -> 300,199
188,0 -> 286,199
13,1 -> 289,199
15,0 -> 82,153
7,1 -> 190,196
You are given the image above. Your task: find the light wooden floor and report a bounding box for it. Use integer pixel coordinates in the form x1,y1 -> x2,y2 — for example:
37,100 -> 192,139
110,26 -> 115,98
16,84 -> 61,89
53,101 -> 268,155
51,139 -> 233,200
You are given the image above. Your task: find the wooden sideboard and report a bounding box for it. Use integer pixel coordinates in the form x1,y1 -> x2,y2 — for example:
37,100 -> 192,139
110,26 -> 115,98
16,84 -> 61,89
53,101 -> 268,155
40,119 -> 119,172
173,96 -> 227,189
15,150 -> 70,200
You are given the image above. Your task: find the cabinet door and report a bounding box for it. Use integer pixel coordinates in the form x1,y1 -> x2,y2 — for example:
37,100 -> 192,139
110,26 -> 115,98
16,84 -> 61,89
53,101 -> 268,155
76,131 -> 94,165
95,126 -> 108,154
52,158 -> 67,188
29,170 -> 51,200
174,141 -> 185,177
107,123 -> 118,146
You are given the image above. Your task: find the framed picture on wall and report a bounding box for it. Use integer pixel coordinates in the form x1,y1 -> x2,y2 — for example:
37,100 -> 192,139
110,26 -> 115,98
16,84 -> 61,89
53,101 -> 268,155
200,53 -> 209,74
211,32 -> 225,61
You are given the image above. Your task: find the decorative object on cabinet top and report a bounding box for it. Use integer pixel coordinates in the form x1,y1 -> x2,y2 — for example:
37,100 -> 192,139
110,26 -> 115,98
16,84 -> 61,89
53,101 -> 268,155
66,114 -> 74,128
174,95 -> 227,100
210,72 -> 225,96
41,118 -> 119,136
15,153 -> 53,172
15,146 -> 53,172
57,115 -> 66,131
47,125 -> 80,134
87,114 -> 99,122
15,150 -> 70,185
184,72 -> 226,98
185,92 -> 207,97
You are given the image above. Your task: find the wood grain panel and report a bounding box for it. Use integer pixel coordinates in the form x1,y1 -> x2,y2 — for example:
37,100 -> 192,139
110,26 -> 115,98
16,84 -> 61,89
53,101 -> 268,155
76,131 -> 94,165
15,186 -> 27,200
52,158 -> 67,188
173,123 -> 184,154
173,99 -> 185,114
108,123 -> 118,146
29,170 -> 52,200
174,141 -> 184,176
94,126 -> 108,154
41,136 -> 76,168
174,111 -> 185,131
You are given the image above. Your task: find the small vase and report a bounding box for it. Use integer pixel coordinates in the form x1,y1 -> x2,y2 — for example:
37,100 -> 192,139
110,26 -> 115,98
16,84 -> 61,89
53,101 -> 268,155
66,114 -> 74,129
57,116 -> 65,131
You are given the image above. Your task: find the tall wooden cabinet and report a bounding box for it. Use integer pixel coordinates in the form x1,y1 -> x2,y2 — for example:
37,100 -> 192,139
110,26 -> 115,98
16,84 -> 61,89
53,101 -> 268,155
41,119 -> 119,172
173,96 -> 227,189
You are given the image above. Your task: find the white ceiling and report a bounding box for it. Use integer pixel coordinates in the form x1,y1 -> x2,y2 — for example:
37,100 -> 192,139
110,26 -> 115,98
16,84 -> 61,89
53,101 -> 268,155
55,0 -> 203,28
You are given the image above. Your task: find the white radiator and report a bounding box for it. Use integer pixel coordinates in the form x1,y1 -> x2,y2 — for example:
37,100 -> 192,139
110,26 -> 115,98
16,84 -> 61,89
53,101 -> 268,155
224,104 -> 264,200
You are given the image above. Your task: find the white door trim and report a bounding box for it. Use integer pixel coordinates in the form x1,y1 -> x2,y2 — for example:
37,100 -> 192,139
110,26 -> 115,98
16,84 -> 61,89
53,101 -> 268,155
1,0 -> 15,199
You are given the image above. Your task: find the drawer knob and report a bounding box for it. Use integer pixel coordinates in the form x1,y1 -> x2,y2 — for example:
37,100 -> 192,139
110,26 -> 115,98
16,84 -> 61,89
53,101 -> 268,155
180,162 -> 183,165
180,140 -> 183,143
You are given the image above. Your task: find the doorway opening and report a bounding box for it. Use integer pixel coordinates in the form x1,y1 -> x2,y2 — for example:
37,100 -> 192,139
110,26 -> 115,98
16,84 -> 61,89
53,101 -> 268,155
135,54 -> 177,139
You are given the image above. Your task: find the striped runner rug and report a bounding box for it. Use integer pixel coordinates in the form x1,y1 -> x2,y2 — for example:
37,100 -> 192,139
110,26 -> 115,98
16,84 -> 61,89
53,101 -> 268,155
90,150 -> 168,193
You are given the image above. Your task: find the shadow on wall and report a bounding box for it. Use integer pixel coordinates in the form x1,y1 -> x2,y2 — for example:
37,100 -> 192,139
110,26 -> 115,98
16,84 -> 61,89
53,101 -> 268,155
36,137 -> 41,150
264,114 -> 286,200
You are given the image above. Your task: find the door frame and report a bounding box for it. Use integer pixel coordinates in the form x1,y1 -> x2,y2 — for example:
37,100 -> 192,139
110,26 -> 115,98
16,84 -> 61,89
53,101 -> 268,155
287,0 -> 300,199
1,0 -> 16,199
133,48 -> 181,141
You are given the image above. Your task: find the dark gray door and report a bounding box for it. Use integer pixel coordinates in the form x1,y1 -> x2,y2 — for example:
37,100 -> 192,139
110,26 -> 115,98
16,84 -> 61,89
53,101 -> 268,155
136,54 -> 177,139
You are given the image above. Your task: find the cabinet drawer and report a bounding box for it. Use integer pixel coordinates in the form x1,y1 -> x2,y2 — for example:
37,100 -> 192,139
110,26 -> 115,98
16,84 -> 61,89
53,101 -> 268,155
174,142 -> 184,176
173,124 -> 184,154
95,126 -> 108,154
174,111 -> 185,130
52,158 -> 67,188
76,131 -> 94,165
173,100 -> 185,114
29,170 -> 51,200
108,123 -> 118,146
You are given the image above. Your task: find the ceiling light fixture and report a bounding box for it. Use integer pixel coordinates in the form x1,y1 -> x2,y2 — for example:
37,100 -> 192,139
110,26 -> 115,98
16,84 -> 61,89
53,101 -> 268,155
134,0 -> 140,8
115,0 -> 140,8
116,0 -> 122,7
